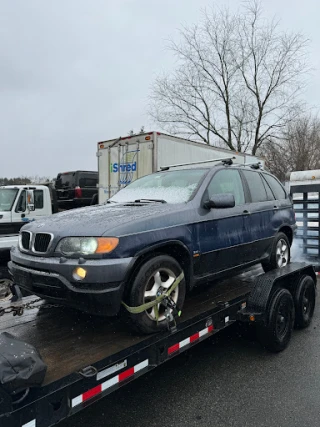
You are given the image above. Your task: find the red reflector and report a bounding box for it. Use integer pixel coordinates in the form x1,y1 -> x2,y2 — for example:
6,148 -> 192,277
208,325 -> 214,333
119,367 -> 134,382
168,343 -> 180,355
83,384 -> 102,402
190,332 -> 200,343
75,186 -> 82,198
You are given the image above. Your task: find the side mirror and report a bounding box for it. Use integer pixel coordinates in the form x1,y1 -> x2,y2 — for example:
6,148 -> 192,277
26,190 -> 35,212
204,194 -> 235,209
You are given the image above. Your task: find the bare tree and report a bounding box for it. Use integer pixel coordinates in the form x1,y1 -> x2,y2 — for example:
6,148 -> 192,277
263,114 -> 320,182
149,1 -> 309,154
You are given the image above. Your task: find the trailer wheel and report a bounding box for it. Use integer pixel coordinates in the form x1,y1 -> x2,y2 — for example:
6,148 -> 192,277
127,255 -> 186,334
262,232 -> 290,272
292,275 -> 316,329
257,287 -> 294,352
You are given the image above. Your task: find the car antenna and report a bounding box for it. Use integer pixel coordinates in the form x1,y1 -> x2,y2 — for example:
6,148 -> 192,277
160,157 -> 236,171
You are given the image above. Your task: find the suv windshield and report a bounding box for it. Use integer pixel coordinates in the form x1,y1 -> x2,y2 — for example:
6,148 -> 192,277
109,169 -> 208,204
0,188 -> 18,211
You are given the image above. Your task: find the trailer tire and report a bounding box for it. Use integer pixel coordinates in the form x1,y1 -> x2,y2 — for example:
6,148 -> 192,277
127,255 -> 186,334
262,232 -> 290,272
292,275 -> 316,329
257,287 -> 294,352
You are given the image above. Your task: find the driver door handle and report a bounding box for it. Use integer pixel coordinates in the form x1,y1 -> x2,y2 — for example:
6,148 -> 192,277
243,210 -> 251,215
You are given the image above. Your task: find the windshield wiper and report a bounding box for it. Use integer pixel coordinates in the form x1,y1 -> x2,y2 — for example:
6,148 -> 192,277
105,200 -> 117,204
134,199 -> 167,204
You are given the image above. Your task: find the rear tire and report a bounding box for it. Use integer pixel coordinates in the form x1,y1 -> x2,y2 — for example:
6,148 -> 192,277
262,232 -> 290,273
256,287 -> 295,352
127,255 -> 186,334
292,275 -> 316,329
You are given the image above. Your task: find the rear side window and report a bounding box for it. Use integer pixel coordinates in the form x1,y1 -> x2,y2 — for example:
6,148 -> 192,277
242,170 -> 267,203
263,174 -> 287,200
207,169 -> 245,205
261,176 -> 275,201
79,176 -> 98,188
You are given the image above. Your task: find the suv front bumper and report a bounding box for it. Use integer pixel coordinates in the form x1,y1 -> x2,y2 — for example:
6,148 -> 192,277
9,247 -> 135,316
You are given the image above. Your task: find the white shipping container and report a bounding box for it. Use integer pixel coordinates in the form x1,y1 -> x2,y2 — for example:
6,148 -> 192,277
97,132 -> 264,203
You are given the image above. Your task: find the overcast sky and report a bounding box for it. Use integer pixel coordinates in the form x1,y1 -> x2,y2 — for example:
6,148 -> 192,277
1,0 -> 319,178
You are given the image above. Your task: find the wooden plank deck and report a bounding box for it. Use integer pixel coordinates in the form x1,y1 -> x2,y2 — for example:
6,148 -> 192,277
0,268 -> 258,385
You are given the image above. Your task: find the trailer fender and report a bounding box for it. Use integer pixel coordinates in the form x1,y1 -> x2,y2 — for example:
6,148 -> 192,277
238,262 -> 316,324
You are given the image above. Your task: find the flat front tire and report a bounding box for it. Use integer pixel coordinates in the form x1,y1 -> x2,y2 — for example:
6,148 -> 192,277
127,255 -> 186,334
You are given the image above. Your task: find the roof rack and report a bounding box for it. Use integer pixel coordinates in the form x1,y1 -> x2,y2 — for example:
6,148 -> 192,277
160,157 -> 236,171
242,162 -> 263,170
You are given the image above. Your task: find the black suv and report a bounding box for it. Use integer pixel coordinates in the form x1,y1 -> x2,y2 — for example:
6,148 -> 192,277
55,171 -> 98,210
10,161 -> 296,334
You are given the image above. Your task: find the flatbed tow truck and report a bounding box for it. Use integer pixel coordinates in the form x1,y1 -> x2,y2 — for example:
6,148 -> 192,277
0,262 -> 316,427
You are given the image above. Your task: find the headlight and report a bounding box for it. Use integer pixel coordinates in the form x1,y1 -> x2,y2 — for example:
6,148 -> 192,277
56,237 -> 119,256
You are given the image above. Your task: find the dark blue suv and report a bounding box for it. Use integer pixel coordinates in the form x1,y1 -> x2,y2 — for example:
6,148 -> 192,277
10,161 -> 296,333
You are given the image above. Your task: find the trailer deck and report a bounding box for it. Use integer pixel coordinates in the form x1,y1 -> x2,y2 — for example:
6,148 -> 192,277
0,263 -> 316,427
0,271 -> 253,386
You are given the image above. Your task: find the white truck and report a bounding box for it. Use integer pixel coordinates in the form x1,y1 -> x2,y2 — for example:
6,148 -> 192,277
0,185 -> 54,257
97,131 -> 264,203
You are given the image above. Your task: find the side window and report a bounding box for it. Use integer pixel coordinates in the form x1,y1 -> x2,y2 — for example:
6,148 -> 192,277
261,174 -> 275,201
15,191 -> 26,212
79,177 -> 98,188
34,190 -> 44,209
242,170 -> 268,203
207,169 -> 245,205
263,174 -> 287,200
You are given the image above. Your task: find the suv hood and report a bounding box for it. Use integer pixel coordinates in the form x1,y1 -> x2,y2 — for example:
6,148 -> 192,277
21,202 -> 190,238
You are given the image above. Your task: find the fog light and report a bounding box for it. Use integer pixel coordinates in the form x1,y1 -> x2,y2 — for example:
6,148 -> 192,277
73,267 -> 87,281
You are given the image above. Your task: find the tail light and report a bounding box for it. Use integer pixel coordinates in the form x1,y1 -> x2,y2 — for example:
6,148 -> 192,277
75,186 -> 82,198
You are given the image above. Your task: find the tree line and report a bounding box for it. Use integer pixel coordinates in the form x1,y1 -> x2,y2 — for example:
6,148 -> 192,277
0,176 -> 51,186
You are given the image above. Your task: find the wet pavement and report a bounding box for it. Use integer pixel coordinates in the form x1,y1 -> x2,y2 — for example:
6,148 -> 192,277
60,295 -> 320,427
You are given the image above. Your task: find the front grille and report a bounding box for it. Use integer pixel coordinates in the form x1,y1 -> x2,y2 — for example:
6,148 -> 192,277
33,233 -> 52,253
21,231 -> 31,250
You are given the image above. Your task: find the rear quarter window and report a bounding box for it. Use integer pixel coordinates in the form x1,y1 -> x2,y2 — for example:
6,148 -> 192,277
78,176 -> 98,187
263,174 -> 287,200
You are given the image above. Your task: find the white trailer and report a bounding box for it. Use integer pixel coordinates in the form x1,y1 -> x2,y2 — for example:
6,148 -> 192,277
97,131 -> 264,203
